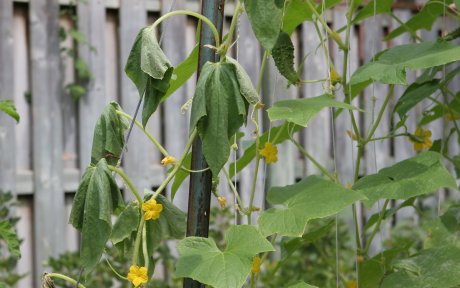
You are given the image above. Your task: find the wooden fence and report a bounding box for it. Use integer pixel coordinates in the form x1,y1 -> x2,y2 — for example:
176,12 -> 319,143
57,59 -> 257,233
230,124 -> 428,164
0,0 -> 458,287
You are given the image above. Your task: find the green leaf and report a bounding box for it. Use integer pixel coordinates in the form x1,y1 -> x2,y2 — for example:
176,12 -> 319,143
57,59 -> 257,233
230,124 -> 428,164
244,0 -> 284,50
453,154 -> 460,179
267,94 -> 360,127
66,83 -> 86,101
170,153 -> 191,200
90,102 -> 127,166
394,79 -> 440,118
229,123 -> 302,178
352,0 -> 394,24
385,0 -> 452,40
381,245 -> 460,288
69,28 -> 87,44
175,225 -> 274,288
69,158 -> 125,272
350,41 -> 460,85
0,220 -> 20,258
364,198 -> 415,231
110,202 -> 139,245
0,100 -> 20,123
190,62 -> 248,177
272,31 -> 300,85
125,27 -> 173,127
358,248 -> 404,288
163,45 -> 199,100
142,67 -> 173,127
227,57 -> 260,106
353,151 -> 457,208
287,282 -> 318,288
282,0 -> 341,35
75,58 -> 91,80
259,176 -> 366,236
144,193 -> 186,252
424,205 -> 460,249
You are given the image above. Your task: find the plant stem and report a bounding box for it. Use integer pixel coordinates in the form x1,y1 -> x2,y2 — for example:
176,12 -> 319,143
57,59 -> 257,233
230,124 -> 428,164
290,137 -> 337,182
222,168 -> 245,210
220,0 -> 243,59
108,165 -> 143,205
300,78 -> 328,84
365,85 -> 394,142
117,110 -> 169,157
247,50 -> 269,224
367,133 -> 409,143
180,166 -> 210,173
305,0 -> 348,51
45,273 -> 87,288
363,199 -> 390,255
152,10 -> 221,47
142,224 -> 149,271
390,12 -> 423,42
104,257 -> 128,280
152,129 -> 198,200
132,217 -> 145,265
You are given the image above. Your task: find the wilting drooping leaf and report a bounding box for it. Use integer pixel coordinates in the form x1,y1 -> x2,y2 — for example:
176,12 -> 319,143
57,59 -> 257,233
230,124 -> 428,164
69,159 -> 125,272
125,26 -> 173,126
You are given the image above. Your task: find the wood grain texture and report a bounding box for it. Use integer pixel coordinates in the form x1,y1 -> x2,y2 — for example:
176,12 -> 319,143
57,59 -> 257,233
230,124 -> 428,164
0,0 -> 16,194
29,0 -> 65,284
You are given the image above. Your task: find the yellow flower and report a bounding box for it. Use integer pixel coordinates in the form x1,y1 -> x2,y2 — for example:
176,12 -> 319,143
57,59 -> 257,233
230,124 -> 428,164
251,256 -> 261,273
217,196 -> 226,209
409,127 -> 433,151
346,280 -> 357,288
330,68 -> 342,85
260,142 -> 278,164
446,112 -> 460,121
127,265 -> 148,287
161,155 -> 176,166
357,255 -> 364,263
142,198 -> 163,220
346,182 -> 353,189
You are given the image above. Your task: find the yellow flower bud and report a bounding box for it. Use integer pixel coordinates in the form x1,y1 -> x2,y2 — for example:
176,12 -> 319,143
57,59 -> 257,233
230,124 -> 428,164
251,256 -> 261,273
161,155 -> 176,166
217,196 -> 226,209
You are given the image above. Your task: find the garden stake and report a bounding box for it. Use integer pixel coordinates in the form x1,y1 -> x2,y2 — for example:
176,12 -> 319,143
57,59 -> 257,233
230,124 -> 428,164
184,0 -> 225,287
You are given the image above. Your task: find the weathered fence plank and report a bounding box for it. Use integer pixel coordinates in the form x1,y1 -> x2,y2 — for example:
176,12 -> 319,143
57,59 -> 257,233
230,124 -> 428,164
120,0 -> 151,198
0,0 -> 16,194
29,0 -> 66,284
301,22 -> 333,175
77,0 -> 107,169
161,0 -> 191,210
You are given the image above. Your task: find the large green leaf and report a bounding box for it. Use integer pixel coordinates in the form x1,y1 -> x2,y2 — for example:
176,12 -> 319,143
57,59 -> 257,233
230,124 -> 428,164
353,152 -> 457,208
394,79 -> 440,118
267,94 -> 360,127
144,193 -> 186,252
350,41 -> 460,85
175,225 -> 274,288
125,26 -> 173,127
229,123 -> 302,178
69,159 -> 125,272
352,0 -> 394,24
385,0 -> 452,40
259,176 -> 366,237
381,245 -> 460,288
244,0 -> 284,50
282,0 -> 341,35
190,62 -> 248,177
110,202 -> 139,245
0,100 -> 19,123
0,220 -> 20,258
163,45 -> 199,100
424,204 -> 460,249
90,102 -> 128,166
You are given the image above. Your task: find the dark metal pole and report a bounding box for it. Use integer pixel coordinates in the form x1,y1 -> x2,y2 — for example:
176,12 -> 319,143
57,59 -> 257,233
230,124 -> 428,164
184,0 -> 225,287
